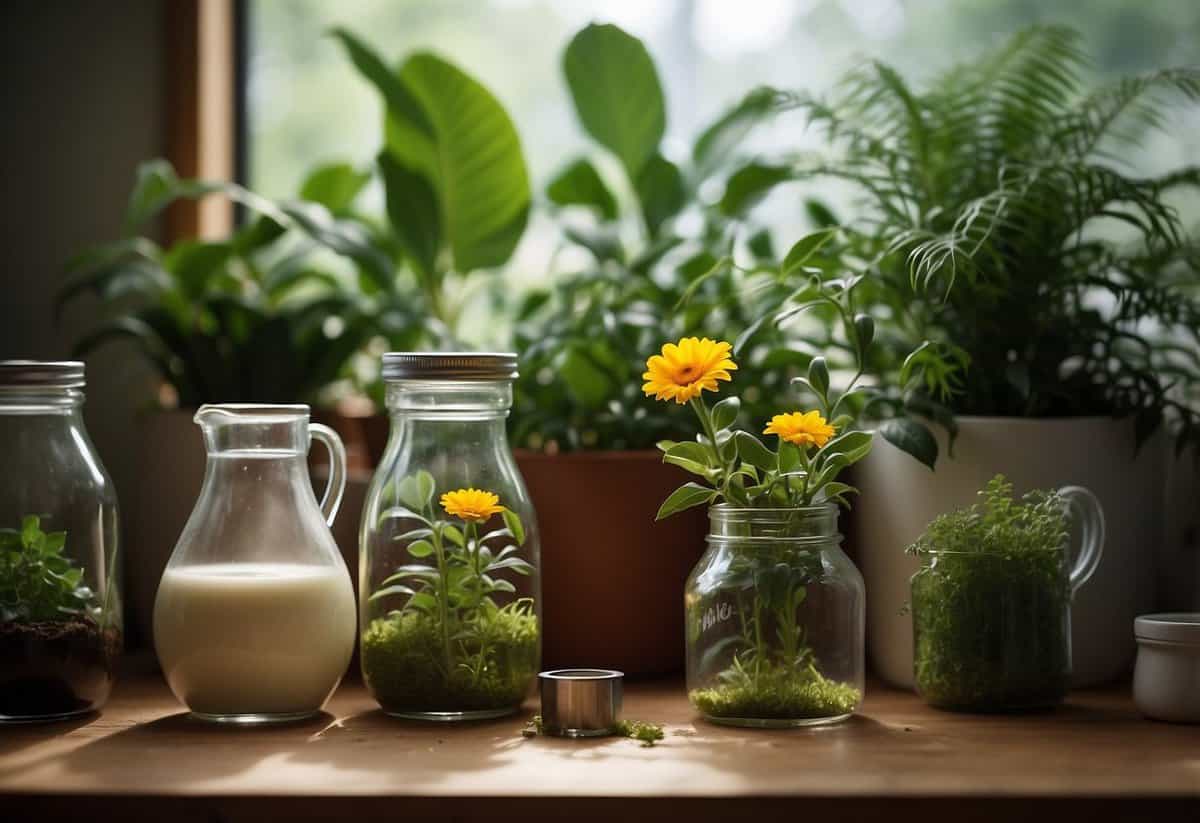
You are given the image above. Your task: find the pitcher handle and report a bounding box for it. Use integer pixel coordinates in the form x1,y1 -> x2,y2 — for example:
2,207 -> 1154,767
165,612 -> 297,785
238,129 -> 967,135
1059,485 -> 1105,596
309,423 -> 347,526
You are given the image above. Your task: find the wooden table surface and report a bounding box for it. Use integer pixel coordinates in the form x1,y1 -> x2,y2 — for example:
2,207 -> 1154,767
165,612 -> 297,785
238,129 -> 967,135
2,670 -> 1198,822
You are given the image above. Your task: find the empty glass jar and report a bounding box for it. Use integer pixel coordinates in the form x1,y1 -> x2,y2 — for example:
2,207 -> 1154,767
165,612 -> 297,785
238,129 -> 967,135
685,505 -> 865,727
0,361 -> 122,722
154,404 -> 355,724
361,353 -> 541,720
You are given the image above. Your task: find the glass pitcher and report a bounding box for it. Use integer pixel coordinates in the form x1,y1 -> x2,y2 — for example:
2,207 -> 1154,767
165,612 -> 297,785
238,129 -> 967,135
153,404 -> 356,724
910,485 -> 1105,712
0,361 -> 121,722
360,353 -> 541,721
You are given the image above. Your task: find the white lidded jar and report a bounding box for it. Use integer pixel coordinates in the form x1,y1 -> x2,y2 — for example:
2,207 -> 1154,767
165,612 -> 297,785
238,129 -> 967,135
154,404 -> 355,724
1133,613 -> 1200,724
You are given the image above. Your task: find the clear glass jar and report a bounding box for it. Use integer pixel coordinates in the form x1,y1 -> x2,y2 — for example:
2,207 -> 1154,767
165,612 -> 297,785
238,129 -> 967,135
0,361 -> 122,722
685,505 -> 864,727
154,404 -> 355,724
360,353 -> 541,720
910,486 -> 1104,712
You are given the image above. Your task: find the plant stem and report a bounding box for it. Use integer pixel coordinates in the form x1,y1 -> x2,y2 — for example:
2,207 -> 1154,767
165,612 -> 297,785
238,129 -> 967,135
429,514 -> 454,679
691,396 -> 732,499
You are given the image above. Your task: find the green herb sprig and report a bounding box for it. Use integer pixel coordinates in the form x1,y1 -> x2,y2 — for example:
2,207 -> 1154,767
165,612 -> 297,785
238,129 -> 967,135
0,516 -> 92,623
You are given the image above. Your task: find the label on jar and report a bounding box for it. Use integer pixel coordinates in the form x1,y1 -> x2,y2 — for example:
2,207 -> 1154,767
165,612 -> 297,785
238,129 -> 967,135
701,602 -> 734,633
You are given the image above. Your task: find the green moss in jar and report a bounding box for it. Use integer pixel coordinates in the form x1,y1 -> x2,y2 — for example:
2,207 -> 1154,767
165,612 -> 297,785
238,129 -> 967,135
908,476 -> 1072,711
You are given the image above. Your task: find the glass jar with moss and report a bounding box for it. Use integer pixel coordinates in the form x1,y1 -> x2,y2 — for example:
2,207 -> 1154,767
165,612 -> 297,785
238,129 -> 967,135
1,361 -> 122,722
360,353 -> 540,720
908,476 -> 1104,712
686,505 -> 865,726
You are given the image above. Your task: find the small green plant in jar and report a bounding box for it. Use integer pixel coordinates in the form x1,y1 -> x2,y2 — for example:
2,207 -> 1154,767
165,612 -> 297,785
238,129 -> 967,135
362,476 -> 538,718
908,475 -> 1103,712
643,318 -> 872,725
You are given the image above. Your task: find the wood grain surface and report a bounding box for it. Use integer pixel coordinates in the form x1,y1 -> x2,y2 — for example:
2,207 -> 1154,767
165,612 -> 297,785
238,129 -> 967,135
1,671 -> 1197,822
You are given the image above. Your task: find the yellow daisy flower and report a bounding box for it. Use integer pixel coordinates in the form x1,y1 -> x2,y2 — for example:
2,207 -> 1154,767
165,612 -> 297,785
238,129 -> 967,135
642,337 -> 738,404
440,488 -> 504,521
763,411 -> 837,448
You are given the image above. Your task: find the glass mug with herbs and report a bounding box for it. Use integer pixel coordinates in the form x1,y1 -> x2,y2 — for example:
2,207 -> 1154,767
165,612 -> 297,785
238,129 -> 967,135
908,475 -> 1104,712
644,325 -> 873,726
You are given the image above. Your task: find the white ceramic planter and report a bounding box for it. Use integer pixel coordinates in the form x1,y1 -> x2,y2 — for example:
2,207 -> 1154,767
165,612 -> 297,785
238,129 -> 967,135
852,416 -> 1165,689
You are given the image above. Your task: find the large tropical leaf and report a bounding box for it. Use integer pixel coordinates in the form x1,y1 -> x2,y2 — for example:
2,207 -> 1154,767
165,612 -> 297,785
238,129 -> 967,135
562,23 -> 665,178
381,51 -> 531,274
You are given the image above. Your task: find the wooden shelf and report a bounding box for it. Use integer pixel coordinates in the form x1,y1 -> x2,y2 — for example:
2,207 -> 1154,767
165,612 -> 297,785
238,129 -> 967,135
2,670 -> 1197,821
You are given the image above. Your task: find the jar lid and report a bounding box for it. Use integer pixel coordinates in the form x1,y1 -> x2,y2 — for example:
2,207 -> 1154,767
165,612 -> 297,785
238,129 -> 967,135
0,360 -> 86,388
382,352 -> 518,381
1134,613 -> 1200,645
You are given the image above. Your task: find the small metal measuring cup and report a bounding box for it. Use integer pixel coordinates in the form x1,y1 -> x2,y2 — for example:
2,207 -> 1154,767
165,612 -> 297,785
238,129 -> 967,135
538,669 -> 624,738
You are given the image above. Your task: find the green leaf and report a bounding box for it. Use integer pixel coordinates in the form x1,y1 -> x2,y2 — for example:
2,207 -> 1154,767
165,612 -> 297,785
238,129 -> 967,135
299,162 -> 371,211
655,482 -> 715,520
711,396 -> 741,431
807,357 -> 830,402
163,241 -> 232,300
406,539 -> 434,558
330,27 -> 433,136
782,229 -> 836,276
634,153 -> 685,237
379,151 -> 440,282
693,87 -> 779,176
501,508 -> 526,546
387,51 -> 531,273
546,158 -> 617,220
880,418 -> 938,470
368,584 -> 416,602
719,162 -> 791,217
664,441 -> 712,465
804,198 -> 839,228
854,314 -> 875,351
397,474 -> 432,510
442,524 -> 465,547
563,23 -> 665,177
735,431 -> 776,472
778,441 -> 802,473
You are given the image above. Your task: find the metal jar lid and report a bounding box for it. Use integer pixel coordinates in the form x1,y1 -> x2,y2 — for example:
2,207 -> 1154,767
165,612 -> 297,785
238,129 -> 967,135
538,669 -> 623,738
381,352 -> 518,382
1134,613 -> 1200,645
0,360 -> 86,388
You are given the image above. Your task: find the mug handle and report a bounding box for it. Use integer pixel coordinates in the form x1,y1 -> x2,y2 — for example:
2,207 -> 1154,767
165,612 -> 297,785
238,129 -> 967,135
309,423 -> 347,526
1059,485 -> 1105,596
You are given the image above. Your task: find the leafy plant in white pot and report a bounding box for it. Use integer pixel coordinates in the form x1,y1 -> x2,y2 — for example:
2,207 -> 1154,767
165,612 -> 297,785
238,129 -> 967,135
736,26 -> 1200,686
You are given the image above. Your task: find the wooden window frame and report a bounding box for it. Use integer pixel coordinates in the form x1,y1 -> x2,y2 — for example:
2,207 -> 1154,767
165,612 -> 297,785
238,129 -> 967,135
165,0 -> 244,242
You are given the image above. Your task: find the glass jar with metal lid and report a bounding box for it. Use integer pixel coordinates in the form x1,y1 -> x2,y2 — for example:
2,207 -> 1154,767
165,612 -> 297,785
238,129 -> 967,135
360,352 -> 540,720
0,361 -> 122,722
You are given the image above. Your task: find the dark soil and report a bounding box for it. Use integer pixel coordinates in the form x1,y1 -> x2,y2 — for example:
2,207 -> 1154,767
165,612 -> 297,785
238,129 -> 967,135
0,617 -> 121,720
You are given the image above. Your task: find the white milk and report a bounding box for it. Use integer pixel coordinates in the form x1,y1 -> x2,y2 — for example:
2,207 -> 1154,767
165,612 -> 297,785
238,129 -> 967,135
154,562 -> 356,717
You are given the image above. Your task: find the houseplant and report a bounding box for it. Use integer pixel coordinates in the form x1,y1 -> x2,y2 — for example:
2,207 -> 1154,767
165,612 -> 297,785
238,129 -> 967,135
736,26 -> 1200,685
1,516 -> 120,721
59,157 -> 400,646
908,476 -> 1104,711
511,23 -> 790,674
643,320 -> 872,724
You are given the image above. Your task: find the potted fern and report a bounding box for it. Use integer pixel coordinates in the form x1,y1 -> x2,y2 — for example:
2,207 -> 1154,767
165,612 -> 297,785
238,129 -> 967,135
510,23 -> 789,674
738,26 -> 1200,685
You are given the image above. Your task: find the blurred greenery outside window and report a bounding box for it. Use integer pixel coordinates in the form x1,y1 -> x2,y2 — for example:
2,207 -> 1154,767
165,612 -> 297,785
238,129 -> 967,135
247,0 -> 1200,356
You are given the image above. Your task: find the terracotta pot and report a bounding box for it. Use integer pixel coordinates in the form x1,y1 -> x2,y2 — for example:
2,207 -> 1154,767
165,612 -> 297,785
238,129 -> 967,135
515,450 -> 709,677
852,416 -> 1166,689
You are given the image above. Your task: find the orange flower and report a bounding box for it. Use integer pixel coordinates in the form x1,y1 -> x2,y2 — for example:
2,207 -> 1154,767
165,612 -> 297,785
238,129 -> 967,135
440,488 -> 504,522
642,337 -> 738,404
764,411 -> 836,448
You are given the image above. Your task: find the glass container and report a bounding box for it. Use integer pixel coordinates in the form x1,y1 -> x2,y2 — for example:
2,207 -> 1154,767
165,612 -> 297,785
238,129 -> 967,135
361,352 -> 541,721
0,361 -> 121,723
685,505 -> 864,727
910,486 -> 1104,712
153,404 -> 355,724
